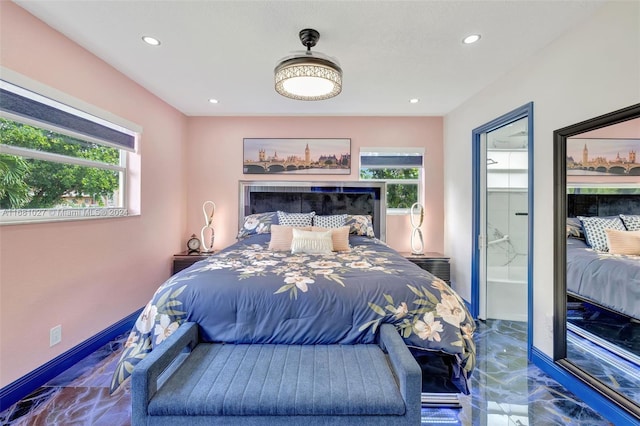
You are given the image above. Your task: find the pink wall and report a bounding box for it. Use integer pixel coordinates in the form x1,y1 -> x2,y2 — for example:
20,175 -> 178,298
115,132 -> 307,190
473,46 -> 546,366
185,116 -> 444,253
0,3 -> 187,387
0,3 -> 446,390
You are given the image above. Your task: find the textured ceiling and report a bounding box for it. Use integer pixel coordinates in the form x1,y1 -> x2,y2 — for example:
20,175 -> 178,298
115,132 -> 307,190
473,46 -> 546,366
14,0 -> 606,116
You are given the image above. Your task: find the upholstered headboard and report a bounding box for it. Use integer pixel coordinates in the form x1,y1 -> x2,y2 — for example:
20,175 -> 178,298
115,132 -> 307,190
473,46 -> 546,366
568,193 -> 640,217
239,181 -> 387,241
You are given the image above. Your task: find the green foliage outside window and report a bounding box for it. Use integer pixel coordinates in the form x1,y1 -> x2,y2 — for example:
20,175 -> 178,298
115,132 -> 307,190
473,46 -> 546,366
360,167 -> 419,209
0,118 -> 120,209
0,154 -> 30,208
385,183 -> 418,209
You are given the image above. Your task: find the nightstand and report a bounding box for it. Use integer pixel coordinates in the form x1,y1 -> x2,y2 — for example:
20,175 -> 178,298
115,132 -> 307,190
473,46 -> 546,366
172,251 -> 216,275
401,252 -> 451,285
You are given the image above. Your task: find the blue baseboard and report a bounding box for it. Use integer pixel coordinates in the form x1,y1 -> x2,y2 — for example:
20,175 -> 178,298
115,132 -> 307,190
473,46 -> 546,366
0,308 -> 142,412
531,347 -> 639,426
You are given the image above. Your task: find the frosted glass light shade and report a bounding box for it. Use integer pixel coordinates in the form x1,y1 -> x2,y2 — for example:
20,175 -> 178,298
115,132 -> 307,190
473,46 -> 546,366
275,52 -> 342,101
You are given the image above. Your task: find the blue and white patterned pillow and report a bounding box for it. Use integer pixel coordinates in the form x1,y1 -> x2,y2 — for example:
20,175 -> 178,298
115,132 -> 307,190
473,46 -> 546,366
313,214 -> 347,228
237,212 -> 278,240
277,211 -> 315,227
345,214 -> 375,238
577,216 -> 625,252
620,214 -> 640,231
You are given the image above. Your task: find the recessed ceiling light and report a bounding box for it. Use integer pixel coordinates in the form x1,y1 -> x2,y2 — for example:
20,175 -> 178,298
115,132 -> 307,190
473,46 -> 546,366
463,34 -> 481,44
208,98 -> 219,104
409,98 -> 419,104
142,36 -> 161,46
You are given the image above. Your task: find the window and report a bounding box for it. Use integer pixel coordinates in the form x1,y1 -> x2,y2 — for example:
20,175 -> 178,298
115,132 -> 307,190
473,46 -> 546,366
359,148 -> 424,214
0,80 -> 138,223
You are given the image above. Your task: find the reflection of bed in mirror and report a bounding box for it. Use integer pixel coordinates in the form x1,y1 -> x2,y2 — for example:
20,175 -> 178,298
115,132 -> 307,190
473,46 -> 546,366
565,193 -> 640,359
555,105 -> 640,421
567,238 -> 640,319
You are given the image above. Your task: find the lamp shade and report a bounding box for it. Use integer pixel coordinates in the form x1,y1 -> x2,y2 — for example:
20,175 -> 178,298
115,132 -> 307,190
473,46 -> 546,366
274,29 -> 342,101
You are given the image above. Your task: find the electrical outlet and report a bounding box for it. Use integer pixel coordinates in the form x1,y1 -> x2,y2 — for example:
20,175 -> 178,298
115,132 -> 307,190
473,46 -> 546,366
50,325 -> 62,347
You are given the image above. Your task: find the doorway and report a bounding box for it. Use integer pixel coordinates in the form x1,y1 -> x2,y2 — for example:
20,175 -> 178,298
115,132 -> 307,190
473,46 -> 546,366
472,103 -> 534,358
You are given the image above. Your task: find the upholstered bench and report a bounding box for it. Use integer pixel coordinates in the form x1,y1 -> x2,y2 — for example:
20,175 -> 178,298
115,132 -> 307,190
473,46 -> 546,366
131,322 -> 421,425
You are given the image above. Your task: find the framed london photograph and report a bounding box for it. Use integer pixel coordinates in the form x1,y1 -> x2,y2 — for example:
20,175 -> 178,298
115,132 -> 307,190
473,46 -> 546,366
567,138 -> 639,181
243,138 -> 351,175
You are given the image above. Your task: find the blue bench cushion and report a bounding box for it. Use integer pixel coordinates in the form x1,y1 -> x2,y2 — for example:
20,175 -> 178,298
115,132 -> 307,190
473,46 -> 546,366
148,343 -> 406,417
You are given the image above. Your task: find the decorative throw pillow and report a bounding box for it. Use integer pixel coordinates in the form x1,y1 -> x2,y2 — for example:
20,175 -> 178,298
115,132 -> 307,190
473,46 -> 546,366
291,229 -> 333,254
268,225 -> 312,251
345,214 -> 375,238
237,211 -> 278,239
277,211 -> 316,227
577,216 -> 625,252
620,214 -> 640,231
313,214 -> 347,228
312,226 -> 351,251
605,229 -> 640,255
566,217 -> 585,240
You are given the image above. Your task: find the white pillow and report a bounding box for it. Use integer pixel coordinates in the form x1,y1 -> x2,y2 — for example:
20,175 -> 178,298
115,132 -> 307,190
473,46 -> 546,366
291,229 -> 333,254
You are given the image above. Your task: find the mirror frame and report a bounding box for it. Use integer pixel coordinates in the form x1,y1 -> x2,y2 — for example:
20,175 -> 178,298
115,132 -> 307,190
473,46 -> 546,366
553,103 -> 640,419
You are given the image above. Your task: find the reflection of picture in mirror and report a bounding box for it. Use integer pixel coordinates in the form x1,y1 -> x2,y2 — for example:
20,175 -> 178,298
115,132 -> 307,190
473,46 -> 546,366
555,105 -> 640,418
566,138 -> 640,176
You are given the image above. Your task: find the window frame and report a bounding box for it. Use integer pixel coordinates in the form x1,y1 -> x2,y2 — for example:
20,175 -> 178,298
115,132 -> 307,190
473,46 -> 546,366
359,147 -> 424,215
0,75 -> 139,224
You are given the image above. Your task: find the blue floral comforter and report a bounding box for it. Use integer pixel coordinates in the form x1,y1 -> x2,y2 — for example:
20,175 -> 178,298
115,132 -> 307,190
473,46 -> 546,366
110,234 -> 476,394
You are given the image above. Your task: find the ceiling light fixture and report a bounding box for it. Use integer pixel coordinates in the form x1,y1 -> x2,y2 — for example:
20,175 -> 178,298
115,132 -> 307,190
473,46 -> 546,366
208,98 -> 219,104
142,36 -> 161,46
274,28 -> 342,101
462,34 -> 481,44
409,98 -> 420,104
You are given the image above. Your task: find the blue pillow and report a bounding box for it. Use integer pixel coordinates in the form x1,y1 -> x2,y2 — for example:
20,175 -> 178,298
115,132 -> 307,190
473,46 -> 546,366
277,211 -> 315,227
313,214 -> 347,228
345,215 -> 375,238
577,216 -> 625,252
620,214 -> 640,231
237,212 -> 278,239
566,217 -> 585,240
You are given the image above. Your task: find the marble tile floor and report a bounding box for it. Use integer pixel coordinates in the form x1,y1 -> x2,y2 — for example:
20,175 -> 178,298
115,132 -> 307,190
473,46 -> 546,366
567,300 -> 640,357
567,329 -> 640,404
0,320 -> 615,426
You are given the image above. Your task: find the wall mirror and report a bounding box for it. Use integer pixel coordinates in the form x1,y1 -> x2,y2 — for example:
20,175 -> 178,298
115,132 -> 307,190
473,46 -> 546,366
553,103 -> 640,420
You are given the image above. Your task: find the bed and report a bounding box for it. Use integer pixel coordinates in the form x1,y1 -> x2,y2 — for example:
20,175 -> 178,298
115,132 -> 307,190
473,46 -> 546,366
110,181 -> 476,397
566,237 -> 640,320
566,193 -> 640,320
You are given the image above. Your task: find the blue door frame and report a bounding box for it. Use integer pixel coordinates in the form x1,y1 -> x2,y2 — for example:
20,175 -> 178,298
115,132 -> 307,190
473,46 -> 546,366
471,102 -> 534,360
